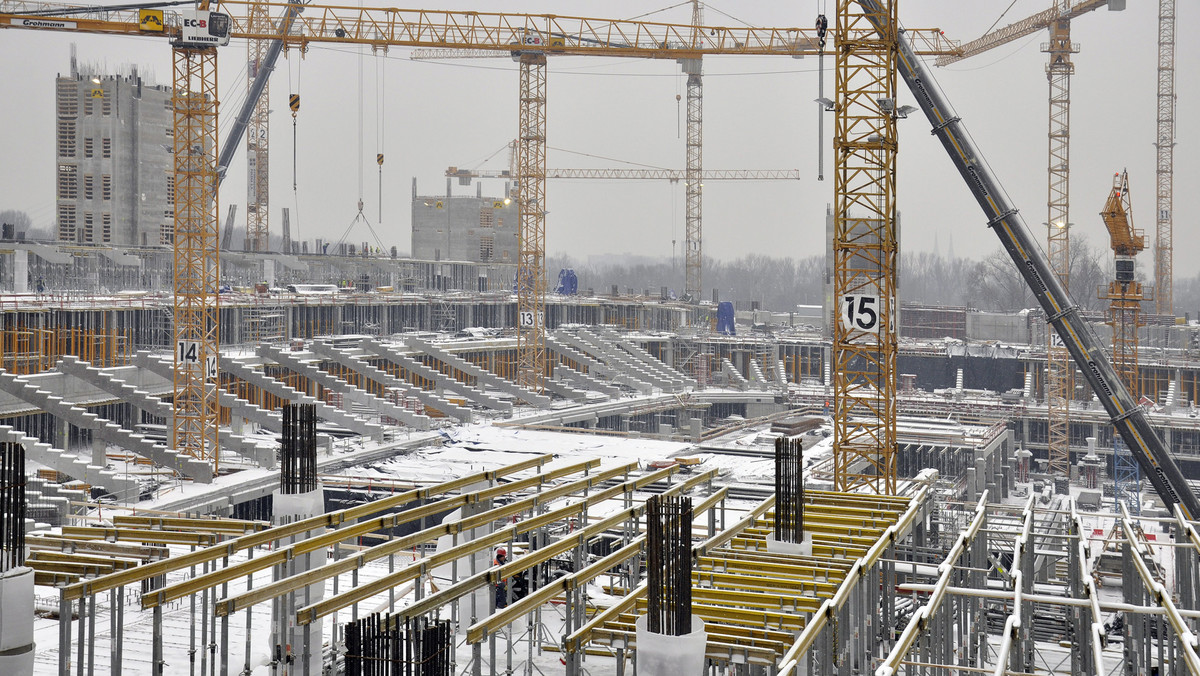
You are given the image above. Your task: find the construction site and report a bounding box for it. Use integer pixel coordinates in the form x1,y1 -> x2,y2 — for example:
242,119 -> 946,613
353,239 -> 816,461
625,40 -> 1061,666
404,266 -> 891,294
0,0 -> 1197,675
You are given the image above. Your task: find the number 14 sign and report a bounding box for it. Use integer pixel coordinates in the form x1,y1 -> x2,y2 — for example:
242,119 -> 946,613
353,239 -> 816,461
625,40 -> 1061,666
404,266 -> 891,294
177,340 -> 218,379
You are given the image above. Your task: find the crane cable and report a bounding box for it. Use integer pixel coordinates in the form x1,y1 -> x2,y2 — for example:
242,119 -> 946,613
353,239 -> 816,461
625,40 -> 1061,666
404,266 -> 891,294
288,49 -> 302,246
376,45 -> 386,235
336,42 -> 387,254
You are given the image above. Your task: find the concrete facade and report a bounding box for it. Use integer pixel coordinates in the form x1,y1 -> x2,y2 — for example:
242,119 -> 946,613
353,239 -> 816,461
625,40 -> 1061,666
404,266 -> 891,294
55,58 -> 172,247
410,179 -> 518,268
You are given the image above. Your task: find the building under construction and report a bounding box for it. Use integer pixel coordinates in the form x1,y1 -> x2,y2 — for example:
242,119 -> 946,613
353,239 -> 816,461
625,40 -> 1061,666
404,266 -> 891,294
0,1 -> 1198,675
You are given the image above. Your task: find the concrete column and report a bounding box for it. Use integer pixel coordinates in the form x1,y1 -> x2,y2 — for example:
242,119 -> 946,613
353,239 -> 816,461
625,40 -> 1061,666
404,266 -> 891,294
0,568 -> 35,675
12,250 -> 27,294
91,436 -> 105,467
272,487 -> 325,676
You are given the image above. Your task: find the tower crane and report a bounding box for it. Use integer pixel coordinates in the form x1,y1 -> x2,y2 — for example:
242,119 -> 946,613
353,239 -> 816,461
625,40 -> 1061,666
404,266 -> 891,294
1097,170 -> 1148,396
935,0 -> 1125,478
11,2 -> 934,458
1153,0 -> 1175,316
1098,170 -> 1148,517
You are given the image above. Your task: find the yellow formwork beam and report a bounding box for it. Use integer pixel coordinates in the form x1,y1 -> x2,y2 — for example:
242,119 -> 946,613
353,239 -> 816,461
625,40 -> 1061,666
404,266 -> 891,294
365,469 -> 719,631
159,458 -> 620,610
646,588 -> 824,614
65,455 -> 552,602
61,526 -> 217,546
693,570 -> 840,597
695,555 -> 847,580
216,463 -> 677,617
112,515 -> 267,534
28,550 -> 140,569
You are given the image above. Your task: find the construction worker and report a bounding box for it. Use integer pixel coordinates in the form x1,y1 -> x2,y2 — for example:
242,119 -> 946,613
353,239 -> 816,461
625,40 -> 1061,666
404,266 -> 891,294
494,547 -> 509,608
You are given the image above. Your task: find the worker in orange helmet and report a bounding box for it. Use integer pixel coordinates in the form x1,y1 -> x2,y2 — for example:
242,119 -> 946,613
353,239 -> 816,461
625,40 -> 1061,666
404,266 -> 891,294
494,547 -> 509,608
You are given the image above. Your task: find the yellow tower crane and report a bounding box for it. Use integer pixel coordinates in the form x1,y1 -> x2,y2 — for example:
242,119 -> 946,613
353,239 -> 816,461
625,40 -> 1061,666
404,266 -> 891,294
935,0 -> 1125,478
3,0 -> 958,478
1097,170 -> 1149,396
1154,0 -> 1176,315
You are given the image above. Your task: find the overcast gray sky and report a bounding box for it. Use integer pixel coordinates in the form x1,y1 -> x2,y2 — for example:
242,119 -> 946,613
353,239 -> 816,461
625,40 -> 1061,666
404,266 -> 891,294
1,1 -> 1195,277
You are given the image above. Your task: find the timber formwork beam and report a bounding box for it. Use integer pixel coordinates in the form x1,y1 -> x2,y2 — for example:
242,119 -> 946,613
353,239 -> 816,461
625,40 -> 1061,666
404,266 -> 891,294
154,457 -> 608,611
61,454 -> 552,603
292,466 -> 715,627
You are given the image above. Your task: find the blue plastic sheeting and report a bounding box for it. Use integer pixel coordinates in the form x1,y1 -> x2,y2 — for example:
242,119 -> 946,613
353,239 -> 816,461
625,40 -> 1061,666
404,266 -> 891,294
555,269 -> 578,295
716,301 -> 736,335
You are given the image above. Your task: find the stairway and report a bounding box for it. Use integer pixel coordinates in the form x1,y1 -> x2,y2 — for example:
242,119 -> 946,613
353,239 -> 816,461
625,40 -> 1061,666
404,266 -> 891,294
0,424 -> 139,500
547,333 -> 651,394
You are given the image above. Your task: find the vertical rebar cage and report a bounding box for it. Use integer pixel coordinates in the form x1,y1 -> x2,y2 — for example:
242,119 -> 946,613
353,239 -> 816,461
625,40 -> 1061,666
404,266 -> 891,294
646,494 -> 693,636
345,613 -> 452,676
280,403 -> 317,494
0,442 -> 25,572
775,436 -> 804,543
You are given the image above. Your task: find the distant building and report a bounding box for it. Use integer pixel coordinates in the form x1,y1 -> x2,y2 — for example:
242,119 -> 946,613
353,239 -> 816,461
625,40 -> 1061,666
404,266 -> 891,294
411,178 -> 518,264
55,52 -> 173,246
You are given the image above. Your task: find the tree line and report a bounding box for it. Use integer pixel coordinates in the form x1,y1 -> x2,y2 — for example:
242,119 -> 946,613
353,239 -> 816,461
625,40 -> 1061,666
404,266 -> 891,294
550,233 -> 1200,317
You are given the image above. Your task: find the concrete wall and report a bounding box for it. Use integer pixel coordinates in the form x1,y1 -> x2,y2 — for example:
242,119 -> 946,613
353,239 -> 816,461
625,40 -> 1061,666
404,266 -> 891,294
966,311 -> 1031,344
411,185 -> 518,265
55,71 -> 172,247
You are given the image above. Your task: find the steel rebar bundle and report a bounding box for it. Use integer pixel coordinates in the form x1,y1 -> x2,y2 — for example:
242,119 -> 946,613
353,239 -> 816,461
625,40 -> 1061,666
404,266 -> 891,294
0,442 -> 25,572
345,613 -> 452,676
774,436 -> 805,543
280,403 -> 317,494
646,494 -> 693,636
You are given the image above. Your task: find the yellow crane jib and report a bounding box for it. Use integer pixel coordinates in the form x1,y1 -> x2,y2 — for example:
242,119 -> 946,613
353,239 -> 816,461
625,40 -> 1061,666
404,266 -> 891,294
1100,169 -> 1145,260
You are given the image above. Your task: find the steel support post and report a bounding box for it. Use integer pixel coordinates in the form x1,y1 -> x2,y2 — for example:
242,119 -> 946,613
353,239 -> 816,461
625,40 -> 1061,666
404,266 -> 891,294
111,587 -> 123,676
86,593 -> 95,676
244,548 -> 254,675
77,596 -> 85,676
60,592 -> 71,675
153,603 -> 164,676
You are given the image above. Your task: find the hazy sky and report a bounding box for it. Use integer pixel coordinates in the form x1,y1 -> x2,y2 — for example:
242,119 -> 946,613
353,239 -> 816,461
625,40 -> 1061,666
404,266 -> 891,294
0,1 -> 1195,277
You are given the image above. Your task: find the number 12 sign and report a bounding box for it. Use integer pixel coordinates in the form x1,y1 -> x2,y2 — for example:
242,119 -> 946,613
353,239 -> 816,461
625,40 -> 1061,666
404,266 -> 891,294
841,294 -> 881,333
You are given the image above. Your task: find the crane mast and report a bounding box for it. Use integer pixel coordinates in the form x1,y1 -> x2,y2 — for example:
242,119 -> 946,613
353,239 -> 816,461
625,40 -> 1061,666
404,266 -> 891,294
171,42 -> 221,472
830,0 -> 899,494
1154,0 -> 1175,315
515,53 -> 548,394
682,0 -> 703,301
1043,7 -> 1077,477
244,0 -> 270,252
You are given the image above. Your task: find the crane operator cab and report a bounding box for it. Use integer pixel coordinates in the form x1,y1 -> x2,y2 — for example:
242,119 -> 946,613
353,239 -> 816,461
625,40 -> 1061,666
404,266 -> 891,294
175,10 -> 231,47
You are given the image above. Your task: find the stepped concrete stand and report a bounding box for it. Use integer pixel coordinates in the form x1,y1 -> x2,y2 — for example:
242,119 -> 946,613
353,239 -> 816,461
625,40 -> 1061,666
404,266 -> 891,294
219,353 -> 384,440
61,356 -> 274,469
0,370 -> 212,482
261,343 -> 439,428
